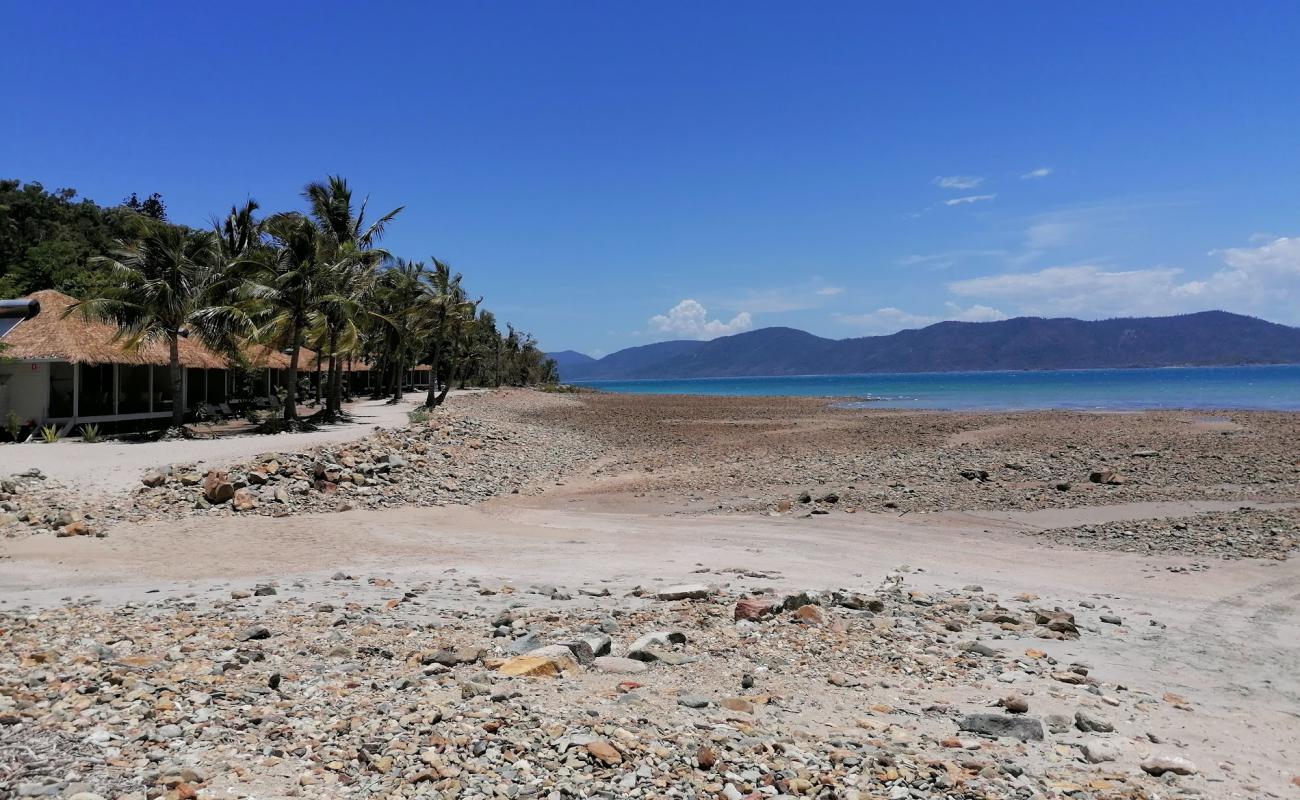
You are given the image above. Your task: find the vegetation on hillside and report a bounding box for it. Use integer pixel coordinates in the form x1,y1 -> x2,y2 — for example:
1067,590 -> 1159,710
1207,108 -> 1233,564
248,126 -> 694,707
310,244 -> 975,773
0,178 -> 557,422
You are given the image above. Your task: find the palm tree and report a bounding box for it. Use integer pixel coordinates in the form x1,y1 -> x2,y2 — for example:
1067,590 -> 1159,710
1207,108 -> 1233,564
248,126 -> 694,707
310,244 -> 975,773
371,258 -> 429,403
302,176 -> 403,415
421,259 -> 478,408
247,212 -> 328,421
71,223 -> 226,428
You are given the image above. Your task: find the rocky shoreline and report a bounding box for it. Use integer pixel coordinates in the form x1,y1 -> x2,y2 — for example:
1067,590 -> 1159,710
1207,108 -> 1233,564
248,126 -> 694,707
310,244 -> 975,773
1,573 -> 1212,800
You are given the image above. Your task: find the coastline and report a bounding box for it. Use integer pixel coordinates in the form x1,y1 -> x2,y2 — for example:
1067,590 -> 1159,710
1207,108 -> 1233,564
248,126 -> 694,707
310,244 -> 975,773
2,388 -> 1297,798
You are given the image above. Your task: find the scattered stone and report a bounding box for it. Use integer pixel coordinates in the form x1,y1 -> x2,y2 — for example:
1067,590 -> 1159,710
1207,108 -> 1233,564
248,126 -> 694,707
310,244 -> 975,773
1141,755 -> 1199,776
959,713 -> 1045,741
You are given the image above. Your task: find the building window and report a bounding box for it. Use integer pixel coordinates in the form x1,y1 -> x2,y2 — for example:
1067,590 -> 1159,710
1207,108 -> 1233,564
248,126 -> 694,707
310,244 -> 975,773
79,364 -> 114,416
49,363 -> 75,418
118,365 -> 150,414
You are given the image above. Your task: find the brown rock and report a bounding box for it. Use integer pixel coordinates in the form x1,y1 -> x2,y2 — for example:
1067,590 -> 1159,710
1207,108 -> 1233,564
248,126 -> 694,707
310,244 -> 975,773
232,488 -> 259,512
141,471 -> 166,487
1089,469 -> 1125,485
696,745 -> 718,769
202,470 -> 235,504
1001,693 -> 1029,713
56,519 -> 92,537
734,597 -> 776,621
793,604 -> 825,625
586,740 -> 622,766
720,696 -> 755,714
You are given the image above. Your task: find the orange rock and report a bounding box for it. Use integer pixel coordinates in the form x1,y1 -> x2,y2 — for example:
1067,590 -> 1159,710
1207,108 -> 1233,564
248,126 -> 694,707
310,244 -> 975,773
793,604 -> 825,625
498,653 -> 576,677
586,740 -> 622,766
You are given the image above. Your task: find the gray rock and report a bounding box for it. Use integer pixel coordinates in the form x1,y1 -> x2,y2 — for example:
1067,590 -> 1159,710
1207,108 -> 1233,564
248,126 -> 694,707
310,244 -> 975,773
1074,709 -> 1114,733
592,656 -> 649,674
237,625 -> 271,641
1081,740 -> 1119,763
958,713 -> 1045,741
156,724 -> 183,739
506,632 -> 543,655
677,694 -> 711,709
1140,755 -> 1198,776
655,583 -> 711,601
960,641 -> 1001,658
626,630 -> 686,659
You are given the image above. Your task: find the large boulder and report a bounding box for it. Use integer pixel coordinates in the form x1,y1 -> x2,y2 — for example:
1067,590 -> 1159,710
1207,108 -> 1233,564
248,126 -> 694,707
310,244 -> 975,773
202,470 -> 235,504
958,713 -> 1045,741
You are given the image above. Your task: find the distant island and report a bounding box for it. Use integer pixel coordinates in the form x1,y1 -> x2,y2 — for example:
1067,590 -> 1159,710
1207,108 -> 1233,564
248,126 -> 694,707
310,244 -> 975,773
552,311 -> 1300,381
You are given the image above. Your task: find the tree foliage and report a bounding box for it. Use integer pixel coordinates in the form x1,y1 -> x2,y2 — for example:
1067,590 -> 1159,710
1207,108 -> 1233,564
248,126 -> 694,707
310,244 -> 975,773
0,177 -> 557,423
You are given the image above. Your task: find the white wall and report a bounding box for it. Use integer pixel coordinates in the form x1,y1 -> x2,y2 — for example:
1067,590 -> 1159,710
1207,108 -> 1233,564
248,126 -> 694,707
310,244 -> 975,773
0,361 -> 50,424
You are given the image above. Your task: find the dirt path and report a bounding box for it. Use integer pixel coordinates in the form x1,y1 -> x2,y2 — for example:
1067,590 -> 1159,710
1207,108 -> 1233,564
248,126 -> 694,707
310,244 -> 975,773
6,397 -> 425,494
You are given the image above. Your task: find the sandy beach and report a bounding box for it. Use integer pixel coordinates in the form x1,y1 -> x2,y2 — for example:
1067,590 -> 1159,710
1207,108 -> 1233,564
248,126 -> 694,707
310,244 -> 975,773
2,389 -> 1297,799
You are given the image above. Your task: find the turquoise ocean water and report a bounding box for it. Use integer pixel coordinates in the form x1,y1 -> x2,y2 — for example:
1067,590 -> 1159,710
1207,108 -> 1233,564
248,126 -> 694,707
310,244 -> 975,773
575,365 -> 1300,411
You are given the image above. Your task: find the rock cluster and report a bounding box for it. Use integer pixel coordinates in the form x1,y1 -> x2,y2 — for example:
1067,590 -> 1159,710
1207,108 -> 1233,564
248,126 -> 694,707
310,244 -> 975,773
1034,505 -> 1299,560
0,470 -> 104,539
0,574 -> 1199,799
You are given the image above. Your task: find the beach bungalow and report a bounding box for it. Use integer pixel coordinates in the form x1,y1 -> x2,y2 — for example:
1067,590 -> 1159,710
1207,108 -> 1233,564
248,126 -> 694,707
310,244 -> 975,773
0,290 -> 286,430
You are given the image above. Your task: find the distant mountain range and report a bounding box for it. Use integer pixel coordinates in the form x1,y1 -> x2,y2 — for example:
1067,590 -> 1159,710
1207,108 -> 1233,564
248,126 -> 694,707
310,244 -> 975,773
551,311 -> 1300,381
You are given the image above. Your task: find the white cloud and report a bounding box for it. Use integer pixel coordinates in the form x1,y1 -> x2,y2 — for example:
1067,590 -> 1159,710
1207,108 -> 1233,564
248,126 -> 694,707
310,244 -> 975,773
1021,167 -> 1053,179
933,175 -> 984,190
815,286 -> 845,297
834,303 -> 1008,332
648,299 -> 753,339
1215,236 -> 1300,275
898,249 -> 1008,270
1024,220 -> 1073,249
944,194 -> 996,206
948,265 -> 1189,317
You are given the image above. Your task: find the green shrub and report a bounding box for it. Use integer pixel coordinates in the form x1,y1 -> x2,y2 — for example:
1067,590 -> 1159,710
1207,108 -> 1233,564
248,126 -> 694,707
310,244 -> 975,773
408,407 -> 432,424
4,411 -> 21,440
40,424 -> 60,443
80,423 -> 101,443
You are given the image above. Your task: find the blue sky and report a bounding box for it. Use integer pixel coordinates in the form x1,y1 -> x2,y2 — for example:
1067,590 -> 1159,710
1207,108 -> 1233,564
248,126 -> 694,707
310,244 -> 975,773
5,3 -> 1300,356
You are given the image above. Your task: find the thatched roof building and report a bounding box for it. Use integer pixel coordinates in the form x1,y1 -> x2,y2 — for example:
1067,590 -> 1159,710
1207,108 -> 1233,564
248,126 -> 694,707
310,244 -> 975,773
3,290 -> 229,369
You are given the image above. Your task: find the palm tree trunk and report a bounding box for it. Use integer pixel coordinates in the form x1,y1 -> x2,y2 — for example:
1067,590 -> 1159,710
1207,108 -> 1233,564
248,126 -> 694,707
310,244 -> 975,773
391,358 -> 403,403
314,353 -> 323,404
285,326 -> 303,420
170,335 -> 184,429
324,329 -> 339,416
424,337 -> 441,407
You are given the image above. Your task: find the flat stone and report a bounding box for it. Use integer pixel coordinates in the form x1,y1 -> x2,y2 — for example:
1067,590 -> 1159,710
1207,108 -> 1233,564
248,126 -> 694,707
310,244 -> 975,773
586,740 -> 622,766
592,656 -> 648,674
1082,740 -> 1119,763
237,625 -> 271,641
958,713 -> 1045,741
656,583 -> 711,601
498,652 -> 576,678
1141,755 -> 1199,776
1075,709 -> 1114,733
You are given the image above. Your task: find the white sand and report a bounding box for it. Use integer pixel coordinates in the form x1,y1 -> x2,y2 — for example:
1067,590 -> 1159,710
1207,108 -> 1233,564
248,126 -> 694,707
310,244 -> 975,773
4,396 -> 425,494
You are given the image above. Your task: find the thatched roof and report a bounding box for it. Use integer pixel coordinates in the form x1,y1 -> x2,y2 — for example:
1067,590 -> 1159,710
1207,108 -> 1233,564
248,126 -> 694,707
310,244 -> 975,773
1,290 -> 230,369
